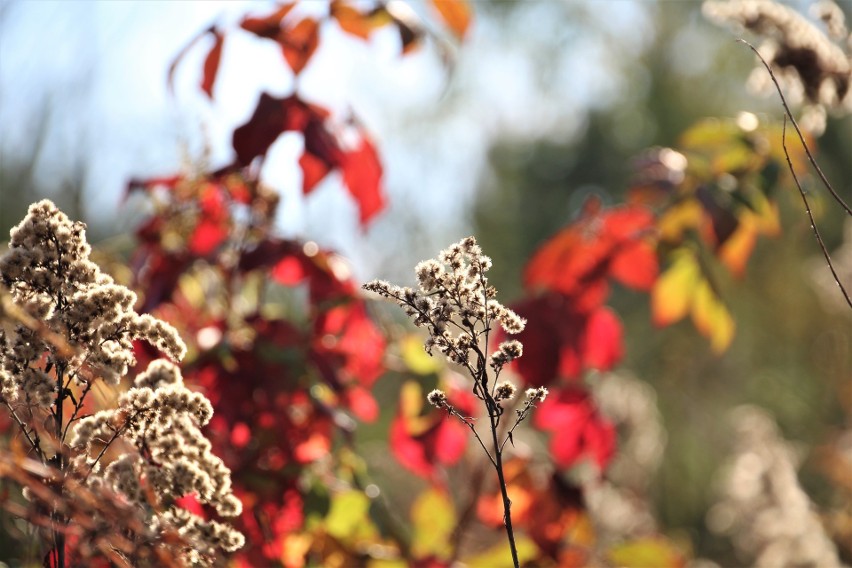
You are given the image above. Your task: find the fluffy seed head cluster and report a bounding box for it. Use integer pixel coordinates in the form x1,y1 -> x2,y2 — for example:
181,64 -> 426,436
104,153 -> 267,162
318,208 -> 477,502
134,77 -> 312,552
0,200 -> 186,395
706,406 -> 842,567
71,359 -> 244,562
427,388 -> 448,408
704,0 -> 852,133
0,201 -> 240,564
494,381 -> 517,402
525,387 -> 549,403
363,236 -> 525,371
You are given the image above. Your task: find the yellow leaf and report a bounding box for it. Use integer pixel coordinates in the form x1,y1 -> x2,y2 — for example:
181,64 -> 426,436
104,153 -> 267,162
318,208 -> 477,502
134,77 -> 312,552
398,380 -> 442,436
411,487 -> 455,559
651,249 -> 700,326
464,536 -> 539,567
657,200 -> 704,243
691,280 -> 735,354
606,537 -> 685,568
400,334 -> 442,375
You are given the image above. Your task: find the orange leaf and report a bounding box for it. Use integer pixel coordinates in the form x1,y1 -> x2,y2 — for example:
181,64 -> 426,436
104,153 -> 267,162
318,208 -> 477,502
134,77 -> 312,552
240,3 -> 296,38
279,17 -> 320,75
430,0 -> 472,39
330,1 -> 390,40
524,204 -> 657,309
200,30 -> 224,98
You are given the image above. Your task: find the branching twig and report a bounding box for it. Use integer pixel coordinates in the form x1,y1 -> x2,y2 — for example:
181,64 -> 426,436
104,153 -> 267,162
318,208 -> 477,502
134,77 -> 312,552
781,118 -> 852,309
738,39 -> 852,217
740,39 -> 852,310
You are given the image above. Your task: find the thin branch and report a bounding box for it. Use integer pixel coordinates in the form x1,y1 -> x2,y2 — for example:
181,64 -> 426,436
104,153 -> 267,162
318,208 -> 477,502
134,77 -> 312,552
738,39 -> 852,310
501,399 -> 538,453
781,118 -> 852,309
445,405 -> 497,469
2,401 -> 46,463
62,380 -> 94,442
738,39 -> 852,216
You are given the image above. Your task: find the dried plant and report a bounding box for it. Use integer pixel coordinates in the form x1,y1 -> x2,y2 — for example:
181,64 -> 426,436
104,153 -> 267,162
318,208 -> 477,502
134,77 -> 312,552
703,0 -> 852,134
707,406 -> 844,568
0,200 -> 243,566
364,236 -> 547,567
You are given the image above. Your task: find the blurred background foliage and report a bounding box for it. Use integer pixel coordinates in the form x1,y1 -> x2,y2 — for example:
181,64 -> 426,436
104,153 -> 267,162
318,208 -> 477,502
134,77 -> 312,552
1,0 -> 850,565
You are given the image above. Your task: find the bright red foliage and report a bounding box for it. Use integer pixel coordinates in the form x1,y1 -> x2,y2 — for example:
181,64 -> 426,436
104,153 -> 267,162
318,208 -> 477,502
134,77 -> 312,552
511,293 -> 623,386
390,382 -> 475,480
524,201 -> 658,311
534,388 -> 616,470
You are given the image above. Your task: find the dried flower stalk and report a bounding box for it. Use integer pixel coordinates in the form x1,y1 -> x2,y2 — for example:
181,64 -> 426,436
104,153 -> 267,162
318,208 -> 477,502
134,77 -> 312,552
364,236 -> 547,568
0,200 -> 243,566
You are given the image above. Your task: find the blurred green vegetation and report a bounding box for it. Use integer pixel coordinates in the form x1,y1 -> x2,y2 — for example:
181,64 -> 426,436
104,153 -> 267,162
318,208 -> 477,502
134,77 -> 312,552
471,2 -> 851,564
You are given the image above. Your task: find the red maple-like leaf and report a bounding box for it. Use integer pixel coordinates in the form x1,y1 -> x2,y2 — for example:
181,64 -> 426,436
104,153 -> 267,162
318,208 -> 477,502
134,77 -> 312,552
533,387 -> 615,470
524,203 -> 658,311
509,293 -> 624,386
232,94 -> 321,167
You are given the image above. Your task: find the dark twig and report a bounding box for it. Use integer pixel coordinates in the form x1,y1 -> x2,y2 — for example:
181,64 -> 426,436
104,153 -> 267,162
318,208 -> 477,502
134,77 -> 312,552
738,39 -> 852,216
739,39 -> 852,310
781,118 -> 852,309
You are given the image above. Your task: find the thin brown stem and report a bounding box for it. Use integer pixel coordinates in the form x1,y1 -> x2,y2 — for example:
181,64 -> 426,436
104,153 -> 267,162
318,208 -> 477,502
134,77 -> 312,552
488,408 -> 520,568
2,401 -> 45,463
738,39 -> 852,216
53,364 -> 66,568
781,118 -> 852,309
738,39 -> 851,310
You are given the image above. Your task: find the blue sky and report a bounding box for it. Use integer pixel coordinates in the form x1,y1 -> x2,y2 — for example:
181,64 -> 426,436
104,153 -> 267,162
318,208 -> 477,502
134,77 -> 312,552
0,0 -> 655,278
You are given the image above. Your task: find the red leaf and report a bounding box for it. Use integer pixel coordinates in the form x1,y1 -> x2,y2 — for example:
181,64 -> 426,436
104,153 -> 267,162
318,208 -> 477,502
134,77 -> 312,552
299,152 -> 332,193
189,219 -> 228,256
524,204 -> 658,308
167,25 -> 217,95
240,3 -> 296,39
510,293 -> 625,386
188,183 -> 229,255
301,118 -> 343,193
232,94 -> 305,166
175,493 -> 206,517
278,17 -> 320,75
582,307 -> 623,372
390,382 -> 471,479
341,137 -> 386,227
200,30 -> 224,98
534,387 -> 615,470
345,386 -> 379,422
314,302 -> 385,389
